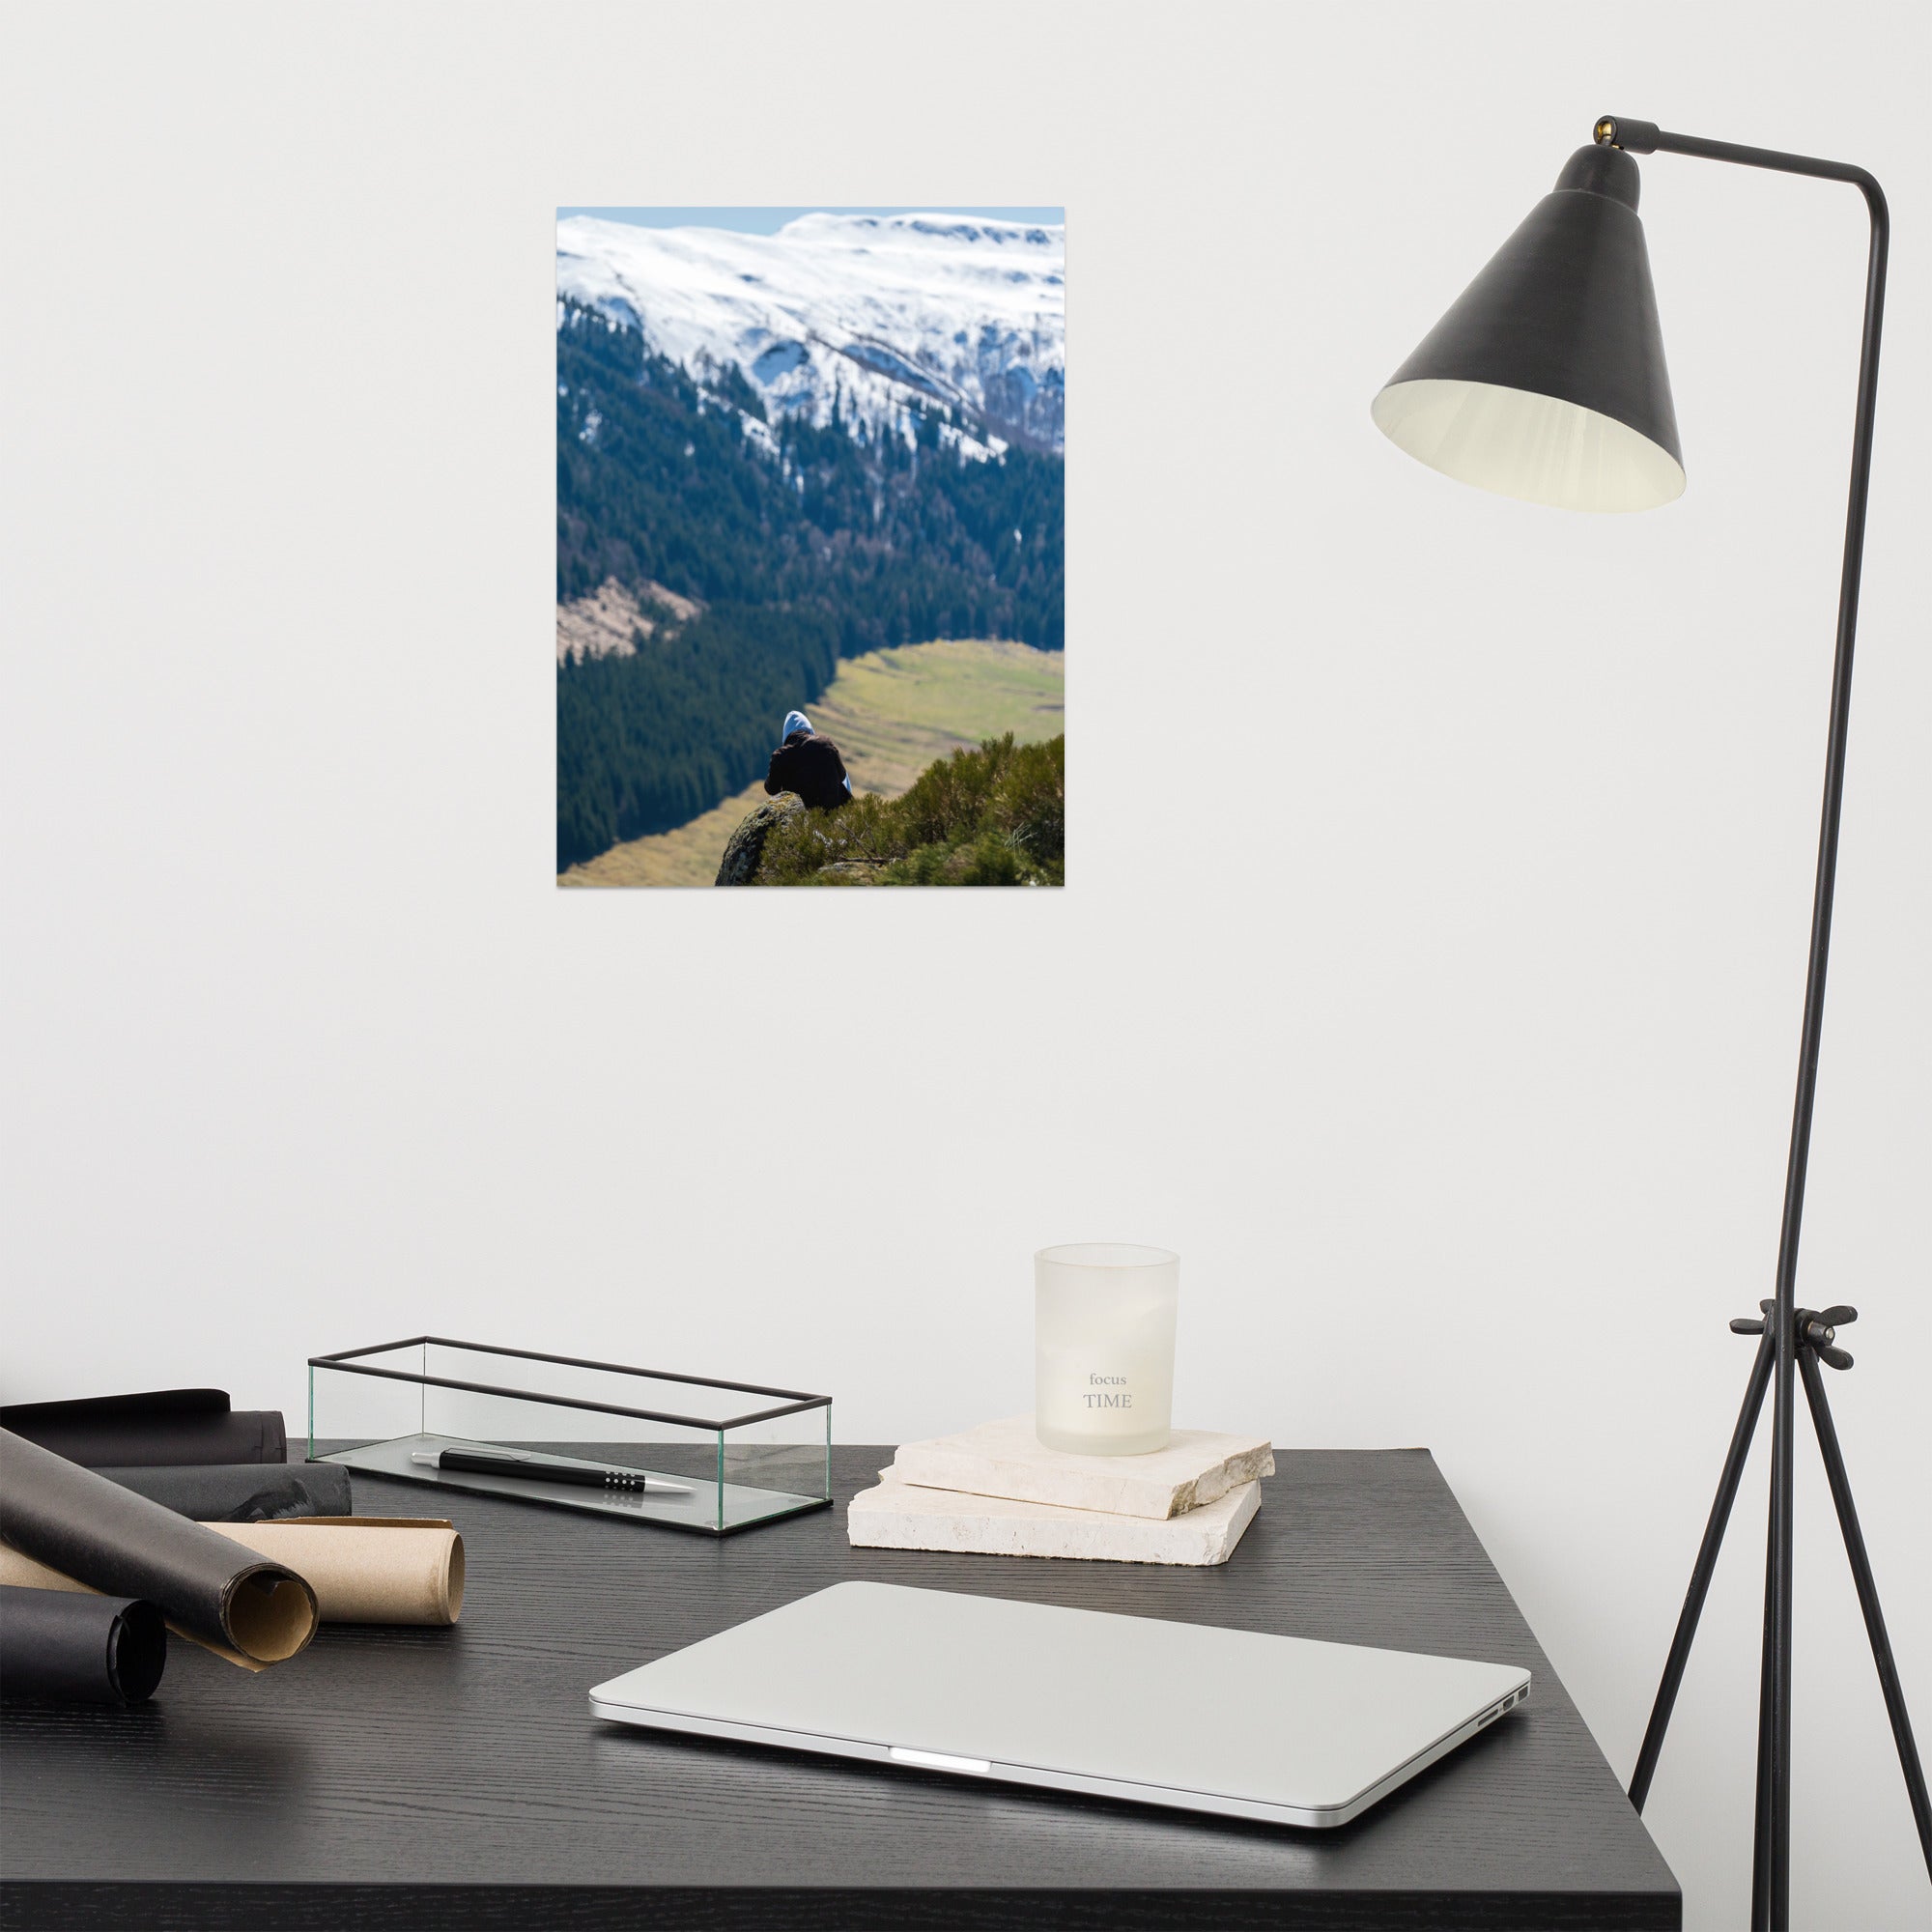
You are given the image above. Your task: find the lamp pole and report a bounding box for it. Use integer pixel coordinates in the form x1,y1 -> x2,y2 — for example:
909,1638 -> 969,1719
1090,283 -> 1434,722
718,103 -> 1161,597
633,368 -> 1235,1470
1374,113 -> 1926,1928
1590,119 -> 1924,1932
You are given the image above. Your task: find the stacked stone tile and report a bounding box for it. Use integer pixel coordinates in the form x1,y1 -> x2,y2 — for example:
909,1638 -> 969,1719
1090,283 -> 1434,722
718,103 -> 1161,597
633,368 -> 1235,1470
847,1416 -> 1273,1567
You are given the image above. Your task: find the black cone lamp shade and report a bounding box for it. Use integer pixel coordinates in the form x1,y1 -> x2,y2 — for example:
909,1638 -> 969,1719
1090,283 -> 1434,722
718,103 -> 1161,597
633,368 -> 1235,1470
1373,145 -> 1685,511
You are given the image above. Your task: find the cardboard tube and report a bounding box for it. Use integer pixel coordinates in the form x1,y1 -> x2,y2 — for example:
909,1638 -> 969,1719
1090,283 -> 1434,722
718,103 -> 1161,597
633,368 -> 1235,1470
200,1520 -> 465,1626
0,1430 -> 316,1669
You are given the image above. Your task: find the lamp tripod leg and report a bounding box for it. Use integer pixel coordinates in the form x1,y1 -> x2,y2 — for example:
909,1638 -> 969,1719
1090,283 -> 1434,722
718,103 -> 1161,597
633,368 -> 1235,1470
1751,1442 -> 1784,1930
1630,1326 -> 1776,1810
1797,1349 -> 1932,1876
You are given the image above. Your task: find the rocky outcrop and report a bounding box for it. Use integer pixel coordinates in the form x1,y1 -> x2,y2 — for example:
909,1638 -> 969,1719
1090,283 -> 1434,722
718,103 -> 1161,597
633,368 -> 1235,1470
715,796 -> 801,885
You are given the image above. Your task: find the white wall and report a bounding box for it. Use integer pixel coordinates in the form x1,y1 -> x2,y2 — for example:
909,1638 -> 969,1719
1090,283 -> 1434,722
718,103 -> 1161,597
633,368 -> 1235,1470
3,3 -> 1926,1923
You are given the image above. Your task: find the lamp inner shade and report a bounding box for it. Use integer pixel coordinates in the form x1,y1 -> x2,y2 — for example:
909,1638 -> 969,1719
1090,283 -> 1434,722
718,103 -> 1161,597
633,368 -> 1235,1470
1372,377 -> 1686,513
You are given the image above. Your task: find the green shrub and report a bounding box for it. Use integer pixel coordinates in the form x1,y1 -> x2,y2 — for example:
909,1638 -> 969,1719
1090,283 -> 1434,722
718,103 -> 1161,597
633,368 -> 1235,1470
753,734 -> 1064,887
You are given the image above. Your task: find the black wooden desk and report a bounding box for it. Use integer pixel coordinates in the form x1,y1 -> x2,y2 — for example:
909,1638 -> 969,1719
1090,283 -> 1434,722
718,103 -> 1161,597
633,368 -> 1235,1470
2,1447 -> 1678,1930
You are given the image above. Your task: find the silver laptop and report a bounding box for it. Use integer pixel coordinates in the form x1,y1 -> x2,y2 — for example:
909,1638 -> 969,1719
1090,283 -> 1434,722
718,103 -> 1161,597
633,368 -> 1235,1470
589,1580 -> 1530,1828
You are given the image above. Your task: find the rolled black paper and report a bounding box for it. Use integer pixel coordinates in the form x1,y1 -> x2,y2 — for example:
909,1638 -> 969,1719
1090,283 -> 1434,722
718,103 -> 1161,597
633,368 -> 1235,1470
95,1462 -> 352,1522
0,1430 -> 316,1667
0,1585 -> 166,1705
0,1390 -> 286,1467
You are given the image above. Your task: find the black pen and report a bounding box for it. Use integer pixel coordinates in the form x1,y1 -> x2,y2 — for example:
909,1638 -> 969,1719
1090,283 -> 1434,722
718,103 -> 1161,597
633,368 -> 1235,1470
411,1446 -> 690,1495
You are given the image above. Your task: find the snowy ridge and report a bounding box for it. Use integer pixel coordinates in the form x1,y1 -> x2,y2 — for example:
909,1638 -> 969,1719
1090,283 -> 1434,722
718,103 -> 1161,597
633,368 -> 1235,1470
556,212 -> 1064,453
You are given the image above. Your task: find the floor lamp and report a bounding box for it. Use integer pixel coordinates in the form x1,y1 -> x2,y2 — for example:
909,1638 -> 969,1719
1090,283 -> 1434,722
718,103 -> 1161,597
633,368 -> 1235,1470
1370,116 -> 1930,1931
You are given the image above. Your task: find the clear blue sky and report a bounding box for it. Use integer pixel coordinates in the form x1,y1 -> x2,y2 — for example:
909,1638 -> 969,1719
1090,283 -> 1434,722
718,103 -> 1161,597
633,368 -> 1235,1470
556,206 -> 1063,235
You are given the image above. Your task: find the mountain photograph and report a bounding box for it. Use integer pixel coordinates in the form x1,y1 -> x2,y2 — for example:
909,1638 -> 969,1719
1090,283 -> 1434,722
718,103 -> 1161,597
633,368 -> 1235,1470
554,208 -> 1065,887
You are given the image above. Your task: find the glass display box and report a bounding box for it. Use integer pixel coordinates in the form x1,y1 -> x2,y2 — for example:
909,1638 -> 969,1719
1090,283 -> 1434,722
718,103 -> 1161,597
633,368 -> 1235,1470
308,1337 -> 832,1535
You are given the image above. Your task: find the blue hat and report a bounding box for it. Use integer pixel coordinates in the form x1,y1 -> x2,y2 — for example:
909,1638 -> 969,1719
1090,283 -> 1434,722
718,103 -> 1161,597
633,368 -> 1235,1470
782,709 -> 812,741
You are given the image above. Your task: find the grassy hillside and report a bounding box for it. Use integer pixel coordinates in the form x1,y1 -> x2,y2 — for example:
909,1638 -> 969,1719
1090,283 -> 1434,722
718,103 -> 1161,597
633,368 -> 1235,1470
755,733 -> 1063,887
559,638 -> 1063,888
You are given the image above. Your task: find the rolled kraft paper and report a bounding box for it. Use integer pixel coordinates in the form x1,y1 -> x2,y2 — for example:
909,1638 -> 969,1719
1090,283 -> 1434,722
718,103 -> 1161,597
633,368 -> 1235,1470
0,1390 -> 286,1467
0,1547 -> 267,1672
0,1584 -> 167,1705
0,1430 -> 316,1670
99,1463 -> 354,1522
202,1520 -> 466,1625
5,1520 -> 465,1629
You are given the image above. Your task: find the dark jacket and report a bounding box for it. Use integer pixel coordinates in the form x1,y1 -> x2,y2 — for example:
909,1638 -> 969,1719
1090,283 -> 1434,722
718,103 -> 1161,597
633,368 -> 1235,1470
765,731 -> 851,810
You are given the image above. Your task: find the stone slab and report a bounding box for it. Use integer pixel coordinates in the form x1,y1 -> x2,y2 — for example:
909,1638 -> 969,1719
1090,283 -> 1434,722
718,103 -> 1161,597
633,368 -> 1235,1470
889,1414 -> 1274,1520
846,1466 -> 1262,1566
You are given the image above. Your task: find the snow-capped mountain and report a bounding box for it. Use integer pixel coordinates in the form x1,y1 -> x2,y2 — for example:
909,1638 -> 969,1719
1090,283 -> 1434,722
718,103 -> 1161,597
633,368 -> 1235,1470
556,212 -> 1065,453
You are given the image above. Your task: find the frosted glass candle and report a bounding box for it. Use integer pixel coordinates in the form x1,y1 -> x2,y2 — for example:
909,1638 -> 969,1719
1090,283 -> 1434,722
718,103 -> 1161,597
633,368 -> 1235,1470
1034,1243 -> 1179,1456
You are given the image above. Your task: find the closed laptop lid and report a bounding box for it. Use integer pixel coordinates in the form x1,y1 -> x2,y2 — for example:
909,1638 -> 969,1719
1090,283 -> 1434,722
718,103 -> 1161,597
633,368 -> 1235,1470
590,1580 -> 1529,1821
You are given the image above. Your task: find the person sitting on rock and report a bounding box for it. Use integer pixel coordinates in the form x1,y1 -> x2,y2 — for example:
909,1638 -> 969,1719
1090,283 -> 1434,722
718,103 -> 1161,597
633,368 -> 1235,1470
764,708 -> 853,810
